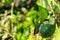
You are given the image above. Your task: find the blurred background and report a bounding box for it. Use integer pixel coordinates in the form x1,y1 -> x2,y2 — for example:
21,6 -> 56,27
0,0 -> 60,40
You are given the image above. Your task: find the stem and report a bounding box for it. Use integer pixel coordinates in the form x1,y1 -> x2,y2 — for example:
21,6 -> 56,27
11,2 -> 14,33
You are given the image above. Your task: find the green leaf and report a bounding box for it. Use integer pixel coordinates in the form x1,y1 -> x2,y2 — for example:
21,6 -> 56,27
23,20 -> 33,28
12,14 -> 17,23
16,23 -> 23,33
38,5 -> 48,22
26,8 -> 36,17
30,24 -> 35,30
23,28 -> 29,36
5,0 -> 14,5
16,33 -> 22,40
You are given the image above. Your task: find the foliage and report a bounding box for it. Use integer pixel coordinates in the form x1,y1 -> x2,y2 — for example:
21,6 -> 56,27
0,0 -> 60,40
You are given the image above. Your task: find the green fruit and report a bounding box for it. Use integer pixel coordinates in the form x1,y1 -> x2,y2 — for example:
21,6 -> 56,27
39,23 -> 56,38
